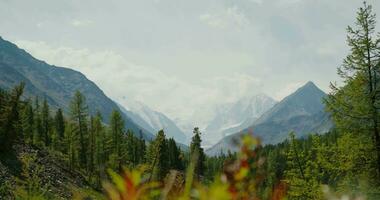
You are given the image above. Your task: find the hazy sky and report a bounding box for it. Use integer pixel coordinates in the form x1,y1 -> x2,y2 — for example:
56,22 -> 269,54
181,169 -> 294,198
1,0 -> 380,131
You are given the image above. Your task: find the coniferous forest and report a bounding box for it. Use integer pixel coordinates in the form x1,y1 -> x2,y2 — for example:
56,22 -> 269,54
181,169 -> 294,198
1,1 -> 380,200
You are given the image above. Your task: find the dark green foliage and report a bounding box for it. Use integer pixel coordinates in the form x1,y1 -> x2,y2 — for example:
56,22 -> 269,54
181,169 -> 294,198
33,97 -> 43,145
0,83 -> 24,152
54,108 -> 65,139
21,101 -> 34,144
148,130 -> 169,180
69,91 -> 89,169
109,110 -> 125,171
41,99 -> 51,147
190,127 -> 205,180
167,138 -> 183,171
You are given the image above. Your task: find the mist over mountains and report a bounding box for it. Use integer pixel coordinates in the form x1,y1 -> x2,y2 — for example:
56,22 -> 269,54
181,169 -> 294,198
203,94 -> 277,146
0,36 -> 333,149
0,36 -> 154,140
118,99 -> 187,144
206,81 -> 333,156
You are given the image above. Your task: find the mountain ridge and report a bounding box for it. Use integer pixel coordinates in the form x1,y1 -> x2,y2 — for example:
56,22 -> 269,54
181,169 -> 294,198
118,100 -> 187,144
206,81 -> 333,156
0,36 -> 154,139
203,94 -> 277,144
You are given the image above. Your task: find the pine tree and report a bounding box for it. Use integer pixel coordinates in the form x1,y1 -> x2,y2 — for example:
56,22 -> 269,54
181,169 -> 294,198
21,101 -> 34,144
54,108 -> 65,139
65,122 -> 78,171
325,2 -> 380,177
33,97 -> 43,145
284,133 -> 323,200
69,91 -> 89,169
109,110 -> 125,171
168,138 -> 183,170
88,116 -> 96,179
0,83 -> 24,152
41,99 -> 51,147
125,130 -> 136,167
92,112 -> 106,186
148,130 -> 169,180
190,127 -> 205,180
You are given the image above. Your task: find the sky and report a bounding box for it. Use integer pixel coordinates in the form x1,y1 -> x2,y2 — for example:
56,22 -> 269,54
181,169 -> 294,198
1,0 -> 380,133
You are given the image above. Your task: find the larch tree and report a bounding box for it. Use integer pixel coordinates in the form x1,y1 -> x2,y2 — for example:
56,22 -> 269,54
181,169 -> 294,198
54,108 -> 65,139
41,99 -> 51,147
69,91 -> 89,169
325,2 -> 380,177
109,110 -> 125,171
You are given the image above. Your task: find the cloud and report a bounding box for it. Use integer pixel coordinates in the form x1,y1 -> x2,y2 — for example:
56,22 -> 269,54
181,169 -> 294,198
274,81 -> 305,100
15,40 -> 263,131
70,19 -> 93,27
199,6 -> 250,29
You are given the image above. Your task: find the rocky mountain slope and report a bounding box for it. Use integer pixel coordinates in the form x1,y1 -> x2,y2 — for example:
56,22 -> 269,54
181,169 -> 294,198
0,36 -> 154,139
118,100 -> 187,144
204,94 -> 277,143
206,82 -> 333,156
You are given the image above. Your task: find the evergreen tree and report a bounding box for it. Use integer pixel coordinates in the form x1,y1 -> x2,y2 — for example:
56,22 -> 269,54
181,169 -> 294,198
325,2 -> 380,177
69,91 -> 89,169
109,110 -> 125,171
190,127 -> 205,180
167,138 -> 183,170
54,108 -> 65,139
284,133 -> 323,200
88,116 -> 96,178
148,130 -> 169,180
64,122 -> 78,171
92,112 -> 106,186
41,99 -> 51,146
33,97 -> 43,145
0,83 -> 24,152
21,101 -> 34,144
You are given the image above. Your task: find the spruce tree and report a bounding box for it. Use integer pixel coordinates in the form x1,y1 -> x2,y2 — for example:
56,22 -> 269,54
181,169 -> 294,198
54,108 -> 65,139
109,110 -> 125,171
0,83 -> 24,151
21,101 -> 34,144
33,97 -> 43,145
148,130 -> 169,180
168,138 -> 183,170
69,91 -> 89,169
190,127 -> 205,180
41,99 -> 51,146
93,112 -> 106,186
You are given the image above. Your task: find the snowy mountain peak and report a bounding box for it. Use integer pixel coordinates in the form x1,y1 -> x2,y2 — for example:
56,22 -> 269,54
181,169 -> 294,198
203,94 -> 277,144
118,98 -> 188,144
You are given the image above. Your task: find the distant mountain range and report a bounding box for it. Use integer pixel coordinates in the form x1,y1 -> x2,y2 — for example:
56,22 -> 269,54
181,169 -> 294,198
206,81 -> 333,156
118,100 -> 187,144
0,36 -> 154,140
0,36 -> 334,150
204,94 -> 277,144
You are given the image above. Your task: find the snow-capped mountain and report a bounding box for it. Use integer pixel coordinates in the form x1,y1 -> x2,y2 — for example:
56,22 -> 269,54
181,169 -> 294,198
206,81 -> 333,156
203,94 -> 277,145
118,99 -> 188,144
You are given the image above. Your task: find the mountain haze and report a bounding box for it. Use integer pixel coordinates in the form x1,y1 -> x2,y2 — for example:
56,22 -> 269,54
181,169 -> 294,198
206,82 -> 333,156
118,100 -> 187,144
204,94 -> 277,144
0,36 -> 154,139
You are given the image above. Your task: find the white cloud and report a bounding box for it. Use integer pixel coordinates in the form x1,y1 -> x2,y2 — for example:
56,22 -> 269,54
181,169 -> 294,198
199,6 -> 249,29
274,81 -> 305,100
70,19 -> 93,27
15,40 -> 263,133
